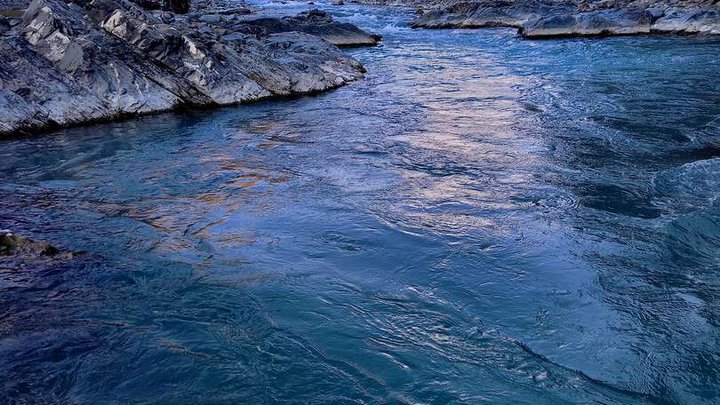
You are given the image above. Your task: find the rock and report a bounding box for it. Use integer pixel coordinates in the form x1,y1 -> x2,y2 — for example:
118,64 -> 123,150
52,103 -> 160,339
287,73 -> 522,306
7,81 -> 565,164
0,0 -> 29,14
520,8 -> 653,38
647,6 -> 665,18
236,9 -> 382,46
651,7 -> 720,34
199,13 -> 222,23
216,7 -> 252,15
0,230 -> 76,267
412,0 -> 567,29
0,0 -> 374,136
129,0 -> 190,13
360,0 -> 720,38
332,0 -> 345,5
1,231 -> 59,257
0,16 -> 12,34
166,0 -> 190,13
159,11 -> 175,23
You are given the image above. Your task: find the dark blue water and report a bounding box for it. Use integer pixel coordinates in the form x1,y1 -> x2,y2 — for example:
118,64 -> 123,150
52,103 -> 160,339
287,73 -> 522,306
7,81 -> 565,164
2,1 -> 720,403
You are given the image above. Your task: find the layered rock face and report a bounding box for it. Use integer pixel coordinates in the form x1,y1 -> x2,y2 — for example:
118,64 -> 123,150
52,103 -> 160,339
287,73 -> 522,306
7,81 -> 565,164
0,0 -> 379,136
520,0 -> 720,37
368,0 -> 720,37
237,10 -> 382,46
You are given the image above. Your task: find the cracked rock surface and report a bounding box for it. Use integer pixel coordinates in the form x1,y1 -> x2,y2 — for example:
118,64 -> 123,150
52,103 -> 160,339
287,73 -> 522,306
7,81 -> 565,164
0,0 -> 377,136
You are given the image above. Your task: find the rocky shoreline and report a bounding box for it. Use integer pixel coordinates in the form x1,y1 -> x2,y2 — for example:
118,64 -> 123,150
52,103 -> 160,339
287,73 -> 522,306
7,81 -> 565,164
356,0 -> 720,38
0,0 -> 380,137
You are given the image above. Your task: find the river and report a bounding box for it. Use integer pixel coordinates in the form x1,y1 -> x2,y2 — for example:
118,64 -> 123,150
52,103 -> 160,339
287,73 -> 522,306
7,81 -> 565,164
1,1 -> 719,403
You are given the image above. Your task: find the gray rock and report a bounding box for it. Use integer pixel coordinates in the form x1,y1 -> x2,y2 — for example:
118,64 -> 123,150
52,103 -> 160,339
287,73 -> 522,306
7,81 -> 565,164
647,6 -> 666,18
362,0 -> 720,38
0,0 -> 29,13
1,231 -> 58,257
0,16 -> 12,34
0,0 -> 374,136
199,13 -> 222,23
236,9 -> 382,46
520,8 -> 653,37
412,0 -> 567,29
651,7 -> 720,33
0,230 -> 76,267
216,7 -> 252,15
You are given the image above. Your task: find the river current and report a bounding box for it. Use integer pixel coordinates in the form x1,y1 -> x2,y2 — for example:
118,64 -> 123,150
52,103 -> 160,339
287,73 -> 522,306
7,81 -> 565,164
1,1 -> 720,403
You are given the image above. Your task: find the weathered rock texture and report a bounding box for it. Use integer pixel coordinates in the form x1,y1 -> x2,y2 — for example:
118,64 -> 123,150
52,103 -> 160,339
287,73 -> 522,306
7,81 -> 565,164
0,0 -> 379,136
237,10 -> 382,46
360,0 -> 720,37
411,0 -> 570,28
520,1 -> 720,37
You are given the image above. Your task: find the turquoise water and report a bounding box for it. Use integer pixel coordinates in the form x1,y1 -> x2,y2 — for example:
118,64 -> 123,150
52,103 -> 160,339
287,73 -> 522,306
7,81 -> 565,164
2,2 -> 720,403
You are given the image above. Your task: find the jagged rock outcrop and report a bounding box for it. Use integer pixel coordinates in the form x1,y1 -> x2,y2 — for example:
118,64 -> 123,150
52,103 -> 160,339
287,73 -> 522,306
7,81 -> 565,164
363,0 -> 720,38
0,0 -> 379,136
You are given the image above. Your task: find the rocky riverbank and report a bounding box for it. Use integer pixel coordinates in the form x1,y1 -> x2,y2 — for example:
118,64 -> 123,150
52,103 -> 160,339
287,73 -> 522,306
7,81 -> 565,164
355,0 -> 720,38
0,0 -> 380,137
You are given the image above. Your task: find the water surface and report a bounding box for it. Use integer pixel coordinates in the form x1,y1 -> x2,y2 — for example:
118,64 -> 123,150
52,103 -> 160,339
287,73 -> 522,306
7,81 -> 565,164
2,2 -> 720,403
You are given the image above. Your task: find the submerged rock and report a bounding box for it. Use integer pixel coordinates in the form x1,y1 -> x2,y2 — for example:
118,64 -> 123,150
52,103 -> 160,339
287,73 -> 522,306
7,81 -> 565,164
0,0 -> 378,137
0,230 -> 76,270
1,231 -> 60,258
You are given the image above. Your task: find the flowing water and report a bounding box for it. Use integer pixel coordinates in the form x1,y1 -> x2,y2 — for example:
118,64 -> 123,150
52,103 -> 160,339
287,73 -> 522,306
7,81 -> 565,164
2,1 -> 720,403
